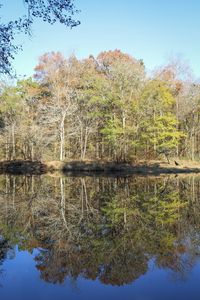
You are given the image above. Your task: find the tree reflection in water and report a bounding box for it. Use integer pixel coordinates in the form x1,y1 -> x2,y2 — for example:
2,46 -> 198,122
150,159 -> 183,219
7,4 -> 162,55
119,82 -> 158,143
0,174 -> 200,285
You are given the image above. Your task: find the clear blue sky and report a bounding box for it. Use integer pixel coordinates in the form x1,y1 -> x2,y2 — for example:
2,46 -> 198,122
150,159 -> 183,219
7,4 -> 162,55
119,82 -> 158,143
1,0 -> 200,78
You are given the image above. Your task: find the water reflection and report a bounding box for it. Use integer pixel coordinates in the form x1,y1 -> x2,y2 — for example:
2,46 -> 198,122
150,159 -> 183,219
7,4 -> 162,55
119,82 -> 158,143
0,174 -> 200,287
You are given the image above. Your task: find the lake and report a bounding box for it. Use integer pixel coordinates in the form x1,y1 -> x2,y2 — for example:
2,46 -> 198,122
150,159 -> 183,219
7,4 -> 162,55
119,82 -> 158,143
0,174 -> 200,299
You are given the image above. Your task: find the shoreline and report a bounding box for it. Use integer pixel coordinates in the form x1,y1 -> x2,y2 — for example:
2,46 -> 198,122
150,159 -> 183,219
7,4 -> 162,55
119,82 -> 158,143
0,159 -> 200,176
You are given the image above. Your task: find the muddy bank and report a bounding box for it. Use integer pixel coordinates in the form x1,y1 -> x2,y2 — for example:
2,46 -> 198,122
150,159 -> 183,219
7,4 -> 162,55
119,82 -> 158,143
0,160 -> 200,176
61,161 -> 200,176
0,160 -> 48,175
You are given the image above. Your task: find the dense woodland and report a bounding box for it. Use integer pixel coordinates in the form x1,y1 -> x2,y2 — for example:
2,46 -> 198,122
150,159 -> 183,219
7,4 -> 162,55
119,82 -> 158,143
0,49 -> 199,162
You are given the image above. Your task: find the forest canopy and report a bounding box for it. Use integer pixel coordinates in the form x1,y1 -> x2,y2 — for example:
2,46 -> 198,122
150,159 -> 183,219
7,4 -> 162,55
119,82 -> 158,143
0,49 -> 199,163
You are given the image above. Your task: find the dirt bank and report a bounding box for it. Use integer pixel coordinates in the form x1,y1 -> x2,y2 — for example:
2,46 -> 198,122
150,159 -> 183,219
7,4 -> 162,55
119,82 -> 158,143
0,159 -> 200,176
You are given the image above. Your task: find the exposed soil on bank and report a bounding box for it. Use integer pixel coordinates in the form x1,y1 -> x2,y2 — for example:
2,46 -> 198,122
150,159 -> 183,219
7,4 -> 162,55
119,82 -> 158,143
0,159 -> 200,176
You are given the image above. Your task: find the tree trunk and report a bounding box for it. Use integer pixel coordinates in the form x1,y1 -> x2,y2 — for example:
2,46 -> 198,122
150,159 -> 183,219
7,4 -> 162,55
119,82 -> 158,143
122,111 -> 127,161
60,111 -> 66,161
11,123 -> 15,160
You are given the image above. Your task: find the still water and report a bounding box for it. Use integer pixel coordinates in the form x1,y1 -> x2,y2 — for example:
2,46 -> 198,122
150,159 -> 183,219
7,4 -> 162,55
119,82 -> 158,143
1,174 -> 200,299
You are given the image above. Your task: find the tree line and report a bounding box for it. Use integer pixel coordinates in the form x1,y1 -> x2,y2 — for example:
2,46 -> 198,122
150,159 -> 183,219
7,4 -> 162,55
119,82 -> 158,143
0,49 -> 199,162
